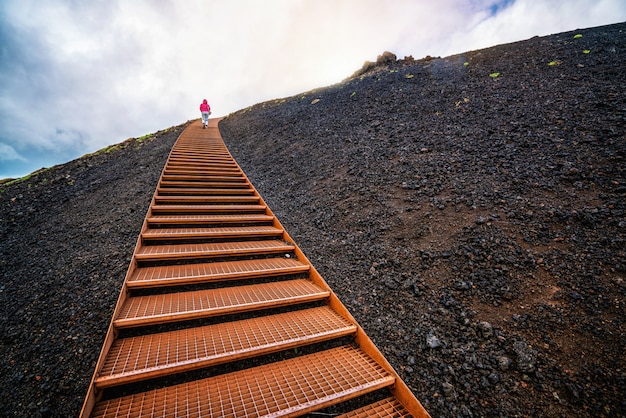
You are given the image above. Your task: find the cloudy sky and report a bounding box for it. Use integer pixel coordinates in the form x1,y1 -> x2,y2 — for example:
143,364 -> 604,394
1,0 -> 624,179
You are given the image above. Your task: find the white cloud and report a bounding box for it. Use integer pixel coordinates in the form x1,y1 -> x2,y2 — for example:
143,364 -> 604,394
442,0 -> 626,55
0,143 -> 26,162
1,0 -> 625,179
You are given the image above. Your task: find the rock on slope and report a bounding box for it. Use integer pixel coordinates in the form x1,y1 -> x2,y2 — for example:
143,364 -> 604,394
1,23 -> 625,417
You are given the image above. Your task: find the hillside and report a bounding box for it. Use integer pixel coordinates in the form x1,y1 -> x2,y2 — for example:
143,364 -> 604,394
0,126 -> 188,416
218,22 -> 625,417
2,22 -> 625,417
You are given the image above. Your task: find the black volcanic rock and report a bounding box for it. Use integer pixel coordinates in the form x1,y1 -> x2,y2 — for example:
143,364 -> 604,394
1,22 -> 625,417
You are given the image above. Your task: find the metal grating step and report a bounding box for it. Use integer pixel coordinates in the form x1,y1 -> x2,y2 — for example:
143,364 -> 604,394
166,162 -> 239,168
161,173 -> 245,180
142,226 -> 283,241
337,396 -> 411,417
166,161 -> 239,167
156,187 -> 254,195
115,279 -> 329,328
168,152 -> 230,157
165,166 -> 239,172
128,257 -> 308,288
147,214 -> 275,225
150,204 -> 267,214
168,153 -> 233,157
97,306 -> 356,388
92,345 -> 394,418
166,159 -> 237,165
167,158 -> 237,163
161,175 -> 245,182
154,195 -> 260,204
166,156 -> 234,162
163,170 -> 242,177
160,180 -> 249,188
134,240 -> 295,264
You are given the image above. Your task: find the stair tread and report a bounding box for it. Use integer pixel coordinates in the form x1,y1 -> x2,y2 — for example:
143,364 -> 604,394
165,161 -> 238,167
159,182 -> 249,189
154,195 -> 259,203
97,306 -> 356,387
163,167 -> 243,179
92,345 -> 394,417
115,278 -> 328,328
161,175 -> 245,180
166,159 -> 236,164
135,239 -> 294,259
156,187 -> 254,195
165,163 -> 231,168
129,255 -> 305,287
150,204 -> 267,213
142,226 -> 283,240
161,176 -> 246,183
147,214 -> 274,225
166,157 -> 237,161
165,168 -> 239,173
338,397 -> 411,417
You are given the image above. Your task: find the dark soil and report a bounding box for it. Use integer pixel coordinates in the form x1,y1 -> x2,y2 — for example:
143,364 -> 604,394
0,126 -> 187,417
1,22 -> 625,417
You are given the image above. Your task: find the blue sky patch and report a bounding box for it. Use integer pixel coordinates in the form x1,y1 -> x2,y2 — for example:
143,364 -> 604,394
489,0 -> 516,16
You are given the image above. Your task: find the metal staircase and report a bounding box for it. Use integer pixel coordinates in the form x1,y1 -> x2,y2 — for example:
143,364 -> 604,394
80,118 -> 430,417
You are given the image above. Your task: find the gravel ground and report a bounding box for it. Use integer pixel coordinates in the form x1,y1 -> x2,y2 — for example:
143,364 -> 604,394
0,125 -> 187,417
1,23 -> 625,417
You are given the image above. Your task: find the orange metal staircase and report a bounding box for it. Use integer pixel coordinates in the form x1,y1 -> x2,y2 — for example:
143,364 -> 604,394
80,118 -> 430,417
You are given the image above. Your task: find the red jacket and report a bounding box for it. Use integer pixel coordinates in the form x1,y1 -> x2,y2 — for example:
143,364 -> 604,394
200,99 -> 210,112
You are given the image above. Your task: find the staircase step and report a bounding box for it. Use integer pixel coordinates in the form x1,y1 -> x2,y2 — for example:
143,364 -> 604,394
142,226 -> 283,241
161,172 -> 244,179
166,161 -> 238,166
147,214 -> 274,226
154,195 -> 260,204
151,204 -> 267,214
161,175 -> 245,183
115,279 -> 328,328
165,166 -> 238,172
92,345 -> 394,417
167,154 -> 231,159
166,157 -> 234,163
157,187 -> 254,195
168,150 -> 228,156
129,256 -> 306,288
160,181 -> 249,189
163,170 -> 241,177
135,240 -> 294,264
166,161 -> 239,168
169,148 -> 228,152
168,158 -> 229,162
97,306 -> 356,388
338,397 -> 411,417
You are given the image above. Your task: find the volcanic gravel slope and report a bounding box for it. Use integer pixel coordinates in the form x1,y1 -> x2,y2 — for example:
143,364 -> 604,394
1,23 -> 625,418
220,23 -> 626,417
0,125 -> 187,417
